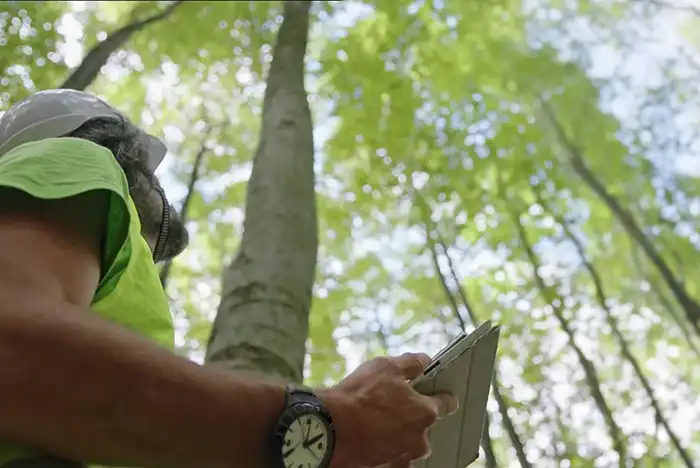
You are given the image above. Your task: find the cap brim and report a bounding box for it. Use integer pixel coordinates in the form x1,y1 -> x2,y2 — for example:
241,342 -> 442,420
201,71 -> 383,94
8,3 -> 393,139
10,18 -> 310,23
145,134 -> 167,172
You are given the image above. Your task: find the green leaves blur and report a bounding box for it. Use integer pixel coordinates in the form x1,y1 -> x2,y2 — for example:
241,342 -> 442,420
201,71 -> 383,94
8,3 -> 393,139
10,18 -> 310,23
2,0 -> 699,465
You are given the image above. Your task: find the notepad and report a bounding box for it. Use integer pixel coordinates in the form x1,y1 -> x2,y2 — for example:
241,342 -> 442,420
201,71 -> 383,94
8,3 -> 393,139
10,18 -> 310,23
411,321 -> 500,468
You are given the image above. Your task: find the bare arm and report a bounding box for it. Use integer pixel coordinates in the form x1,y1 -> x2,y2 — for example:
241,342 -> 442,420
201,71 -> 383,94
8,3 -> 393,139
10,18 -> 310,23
0,189 -> 284,468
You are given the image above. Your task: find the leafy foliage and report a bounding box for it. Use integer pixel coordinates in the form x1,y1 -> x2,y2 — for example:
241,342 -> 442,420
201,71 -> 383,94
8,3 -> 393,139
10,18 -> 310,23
2,0 -> 699,466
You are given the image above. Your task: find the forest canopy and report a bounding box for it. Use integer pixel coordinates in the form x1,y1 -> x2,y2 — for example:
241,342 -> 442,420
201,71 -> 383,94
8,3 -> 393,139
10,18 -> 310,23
1,0 -> 699,466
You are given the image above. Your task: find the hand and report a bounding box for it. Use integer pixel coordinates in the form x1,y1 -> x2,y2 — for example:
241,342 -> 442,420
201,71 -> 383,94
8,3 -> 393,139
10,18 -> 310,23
318,353 -> 458,468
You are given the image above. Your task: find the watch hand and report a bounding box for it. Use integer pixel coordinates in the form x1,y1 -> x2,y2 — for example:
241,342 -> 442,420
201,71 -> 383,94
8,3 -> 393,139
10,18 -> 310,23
283,440 -> 302,458
306,433 -> 324,447
304,423 -> 311,444
283,444 -> 297,458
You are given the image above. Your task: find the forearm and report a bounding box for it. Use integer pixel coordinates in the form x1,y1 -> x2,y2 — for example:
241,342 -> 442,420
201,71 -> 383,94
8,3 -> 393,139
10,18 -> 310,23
0,298 -> 285,468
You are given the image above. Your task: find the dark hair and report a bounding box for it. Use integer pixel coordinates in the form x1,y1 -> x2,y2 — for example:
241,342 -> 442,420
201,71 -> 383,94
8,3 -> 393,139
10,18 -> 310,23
66,116 -> 155,188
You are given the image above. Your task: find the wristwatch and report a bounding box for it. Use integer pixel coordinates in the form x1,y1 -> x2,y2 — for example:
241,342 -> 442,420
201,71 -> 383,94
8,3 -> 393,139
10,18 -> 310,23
271,384 -> 336,468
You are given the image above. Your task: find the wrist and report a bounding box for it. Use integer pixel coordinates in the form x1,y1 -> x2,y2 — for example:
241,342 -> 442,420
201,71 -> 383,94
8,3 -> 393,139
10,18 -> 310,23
316,387 -> 355,468
206,369 -> 287,468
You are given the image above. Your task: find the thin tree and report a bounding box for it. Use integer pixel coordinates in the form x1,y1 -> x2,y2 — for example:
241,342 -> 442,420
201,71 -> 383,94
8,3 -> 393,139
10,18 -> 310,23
535,188 -> 695,467
500,181 -> 628,467
628,241 -> 700,361
540,102 -> 700,337
415,192 -> 531,468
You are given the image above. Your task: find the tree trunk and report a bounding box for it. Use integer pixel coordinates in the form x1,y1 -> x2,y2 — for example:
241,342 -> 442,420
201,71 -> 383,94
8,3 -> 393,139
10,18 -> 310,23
551,397 -> 578,462
430,238 -> 533,468
60,1 -> 183,91
628,241 -> 700,360
651,287 -> 700,361
536,190 -> 695,468
160,125 -> 213,288
505,197 -> 628,467
206,1 -> 315,383
478,415 -> 499,468
541,102 -> 700,335
422,208 -> 531,468
427,240 -> 498,468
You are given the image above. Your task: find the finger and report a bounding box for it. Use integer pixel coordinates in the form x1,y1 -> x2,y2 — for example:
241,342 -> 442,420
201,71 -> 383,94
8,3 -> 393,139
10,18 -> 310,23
405,430 -> 432,461
386,454 -> 412,468
367,454 -> 413,468
426,392 -> 459,418
391,352 -> 432,379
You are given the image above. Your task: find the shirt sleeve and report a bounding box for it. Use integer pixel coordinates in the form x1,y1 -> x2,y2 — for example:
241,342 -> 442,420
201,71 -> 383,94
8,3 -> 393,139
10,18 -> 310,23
0,137 -> 133,298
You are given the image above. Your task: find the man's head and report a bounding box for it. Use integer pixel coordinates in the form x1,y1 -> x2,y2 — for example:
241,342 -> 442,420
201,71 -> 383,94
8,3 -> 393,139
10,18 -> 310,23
0,89 -> 189,262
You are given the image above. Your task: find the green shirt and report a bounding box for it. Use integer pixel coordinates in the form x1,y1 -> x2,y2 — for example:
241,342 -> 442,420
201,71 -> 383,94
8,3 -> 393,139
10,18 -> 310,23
0,137 -> 175,466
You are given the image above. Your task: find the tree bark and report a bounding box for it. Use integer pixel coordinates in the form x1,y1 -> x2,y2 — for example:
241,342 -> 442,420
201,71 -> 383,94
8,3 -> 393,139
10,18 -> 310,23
159,125 -> 213,288
504,195 -> 628,467
206,1 -> 315,383
541,102 -> 700,335
60,1 -> 183,91
536,190 -> 695,468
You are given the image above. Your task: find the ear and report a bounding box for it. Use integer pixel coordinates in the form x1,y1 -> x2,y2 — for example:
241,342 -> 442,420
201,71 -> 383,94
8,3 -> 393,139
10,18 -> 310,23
159,208 -> 189,262
128,174 -> 164,250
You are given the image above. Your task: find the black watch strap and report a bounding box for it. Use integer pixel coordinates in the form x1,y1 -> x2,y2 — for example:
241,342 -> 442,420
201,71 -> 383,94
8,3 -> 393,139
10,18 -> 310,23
286,384 -> 322,405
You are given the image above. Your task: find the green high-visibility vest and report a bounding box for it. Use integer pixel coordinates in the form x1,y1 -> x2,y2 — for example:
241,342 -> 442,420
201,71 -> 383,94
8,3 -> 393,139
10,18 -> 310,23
0,138 -> 174,466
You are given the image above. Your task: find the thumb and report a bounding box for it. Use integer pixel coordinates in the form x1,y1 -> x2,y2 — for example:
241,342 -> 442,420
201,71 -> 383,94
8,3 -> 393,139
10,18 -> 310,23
391,353 -> 432,379
429,392 -> 459,418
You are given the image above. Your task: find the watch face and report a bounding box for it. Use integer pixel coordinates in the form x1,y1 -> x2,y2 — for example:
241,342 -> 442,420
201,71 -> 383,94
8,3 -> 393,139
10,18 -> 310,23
282,413 -> 332,468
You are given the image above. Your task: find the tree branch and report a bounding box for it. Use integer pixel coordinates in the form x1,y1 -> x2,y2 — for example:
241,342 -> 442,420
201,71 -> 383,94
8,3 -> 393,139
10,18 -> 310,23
636,0 -> 700,18
159,124 -> 215,288
60,1 -> 183,91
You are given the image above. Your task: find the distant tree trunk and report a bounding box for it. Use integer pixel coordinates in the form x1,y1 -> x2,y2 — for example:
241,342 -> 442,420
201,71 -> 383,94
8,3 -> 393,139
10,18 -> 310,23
159,125 -> 213,288
536,190 -> 696,468
427,240 -> 498,468
541,102 -> 700,336
640,0 -> 700,17
416,189 -> 531,468
478,416 -> 499,468
551,397 -> 578,462
628,241 -> 700,360
427,236 -> 531,468
206,1 -> 315,383
60,1 -> 183,91
651,286 -> 700,360
504,192 -> 628,467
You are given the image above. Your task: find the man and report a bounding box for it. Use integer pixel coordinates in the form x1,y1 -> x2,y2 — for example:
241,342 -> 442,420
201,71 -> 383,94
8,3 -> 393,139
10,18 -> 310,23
0,90 -> 456,468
